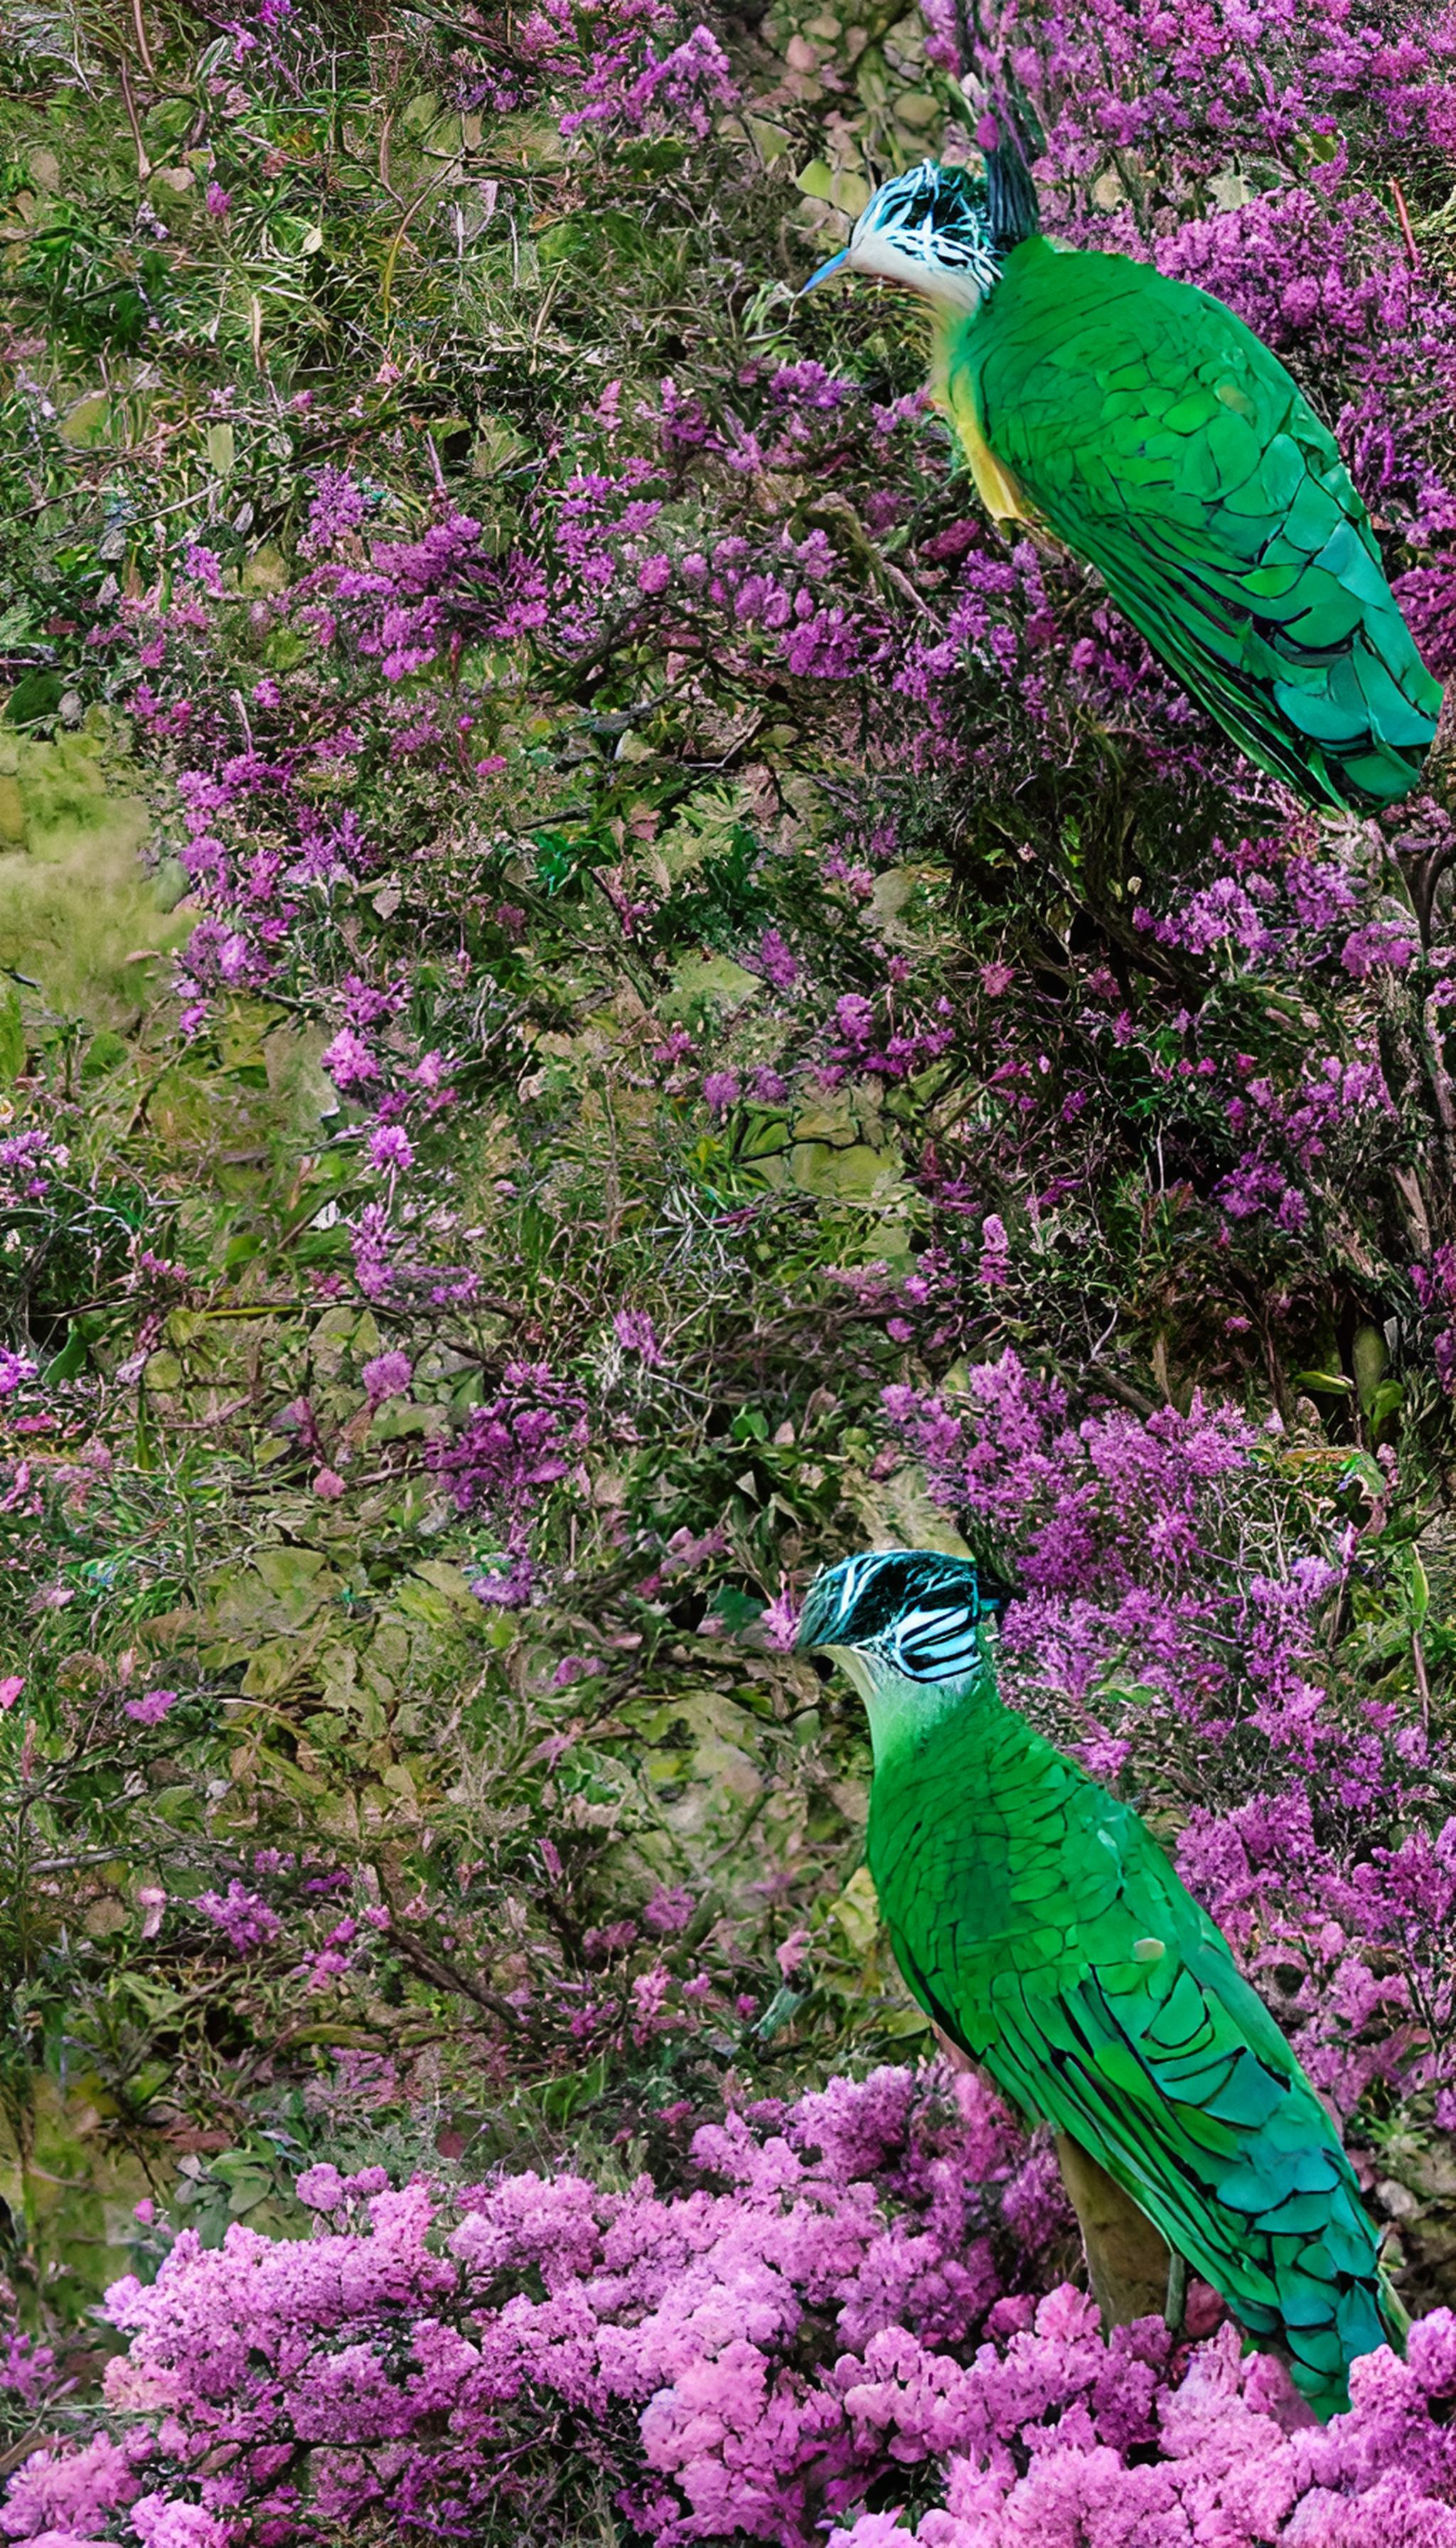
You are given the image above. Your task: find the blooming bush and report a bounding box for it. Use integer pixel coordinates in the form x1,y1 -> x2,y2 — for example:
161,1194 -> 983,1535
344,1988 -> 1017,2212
11,2070 -> 1456,2547
1,0 -> 1455,2534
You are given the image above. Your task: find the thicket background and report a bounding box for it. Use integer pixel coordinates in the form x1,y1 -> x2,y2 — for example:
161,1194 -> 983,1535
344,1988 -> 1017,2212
2,0 -> 1456,2537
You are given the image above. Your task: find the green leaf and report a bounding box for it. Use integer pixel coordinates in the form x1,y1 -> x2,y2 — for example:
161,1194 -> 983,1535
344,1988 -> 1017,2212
123,1973 -> 189,2021
1368,1379 -> 1404,1433
5,670 -> 63,726
1351,1322 -> 1388,1417
746,119 -> 791,165
710,1585 -> 765,1632
879,2003 -> 933,2038
81,1027 -> 130,1078
830,1864 -> 879,1958
264,628 -> 310,672
59,392 -> 112,449
124,2060 -> 173,2110
44,1324 -> 88,1382
752,1983 -> 808,2043
226,2173 -> 275,2215
539,2052 -> 609,2124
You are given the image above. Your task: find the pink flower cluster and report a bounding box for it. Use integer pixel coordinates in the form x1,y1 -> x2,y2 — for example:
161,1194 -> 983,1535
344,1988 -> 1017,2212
8,2068 -> 1456,2547
426,1359 -> 589,1529
516,0 -> 736,139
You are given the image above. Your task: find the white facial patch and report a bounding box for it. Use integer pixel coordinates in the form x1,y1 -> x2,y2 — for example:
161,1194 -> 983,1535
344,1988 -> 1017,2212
847,229 -> 991,313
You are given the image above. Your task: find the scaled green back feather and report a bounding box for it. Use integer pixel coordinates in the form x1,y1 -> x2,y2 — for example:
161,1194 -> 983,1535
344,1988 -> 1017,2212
872,1671 -> 1403,2413
943,237 -> 1442,808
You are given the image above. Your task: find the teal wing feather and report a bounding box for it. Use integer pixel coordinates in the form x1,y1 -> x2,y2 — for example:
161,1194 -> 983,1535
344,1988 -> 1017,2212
983,1935 -> 1395,2416
950,240 -> 1442,809
872,1709 -> 1401,2416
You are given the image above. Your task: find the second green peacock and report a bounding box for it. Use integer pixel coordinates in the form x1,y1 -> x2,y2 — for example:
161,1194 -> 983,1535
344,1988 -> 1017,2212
797,1548 -> 1406,2416
803,158 -> 1442,809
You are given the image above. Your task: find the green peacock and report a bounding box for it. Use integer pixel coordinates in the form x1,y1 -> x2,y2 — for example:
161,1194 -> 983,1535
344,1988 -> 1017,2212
803,155 -> 1442,809
796,1548 -> 1407,2416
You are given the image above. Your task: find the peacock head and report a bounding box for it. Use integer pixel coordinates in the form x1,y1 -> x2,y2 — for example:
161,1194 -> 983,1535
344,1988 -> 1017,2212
801,161 -> 1002,312
795,1548 -> 1012,1725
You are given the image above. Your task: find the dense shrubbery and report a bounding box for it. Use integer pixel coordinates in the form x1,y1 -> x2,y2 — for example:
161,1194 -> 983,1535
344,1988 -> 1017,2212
14,2067 -> 1456,2545
1,0 -> 1455,2534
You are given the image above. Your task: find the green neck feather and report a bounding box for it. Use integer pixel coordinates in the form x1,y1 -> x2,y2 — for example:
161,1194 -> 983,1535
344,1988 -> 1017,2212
828,1645 -> 1000,1774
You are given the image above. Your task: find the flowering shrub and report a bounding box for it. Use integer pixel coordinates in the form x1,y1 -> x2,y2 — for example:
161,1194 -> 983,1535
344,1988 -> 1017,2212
2,0 -> 1455,2534
9,2069 -> 1456,2547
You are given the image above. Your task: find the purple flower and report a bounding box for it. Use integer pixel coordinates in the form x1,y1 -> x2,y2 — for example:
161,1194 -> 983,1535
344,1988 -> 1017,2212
759,1580 -> 800,1650
196,1882 -> 281,1954
614,1308 -> 662,1365
320,1028 -> 377,1091
701,1071 -> 740,1116
977,1213 -> 1011,1288
642,1885 -> 695,1934
35,2051 -> 1456,2545
181,544 -> 224,594
295,2163 -> 346,2211
368,1123 -> 414,1172
427,1363 -> 588,1527
1341,920 -> 1418,978
124,1688 -> 179,1726
362,1350 -> 412,1406
301,464 -> 370,556
470,1553 -> 536,1607
556,19 -> 737,140
766,360 -> 857,413
755,928 -> 799,991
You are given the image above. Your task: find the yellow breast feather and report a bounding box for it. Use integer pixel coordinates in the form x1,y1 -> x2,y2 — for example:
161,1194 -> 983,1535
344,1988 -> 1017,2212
931,336 -> 1029,526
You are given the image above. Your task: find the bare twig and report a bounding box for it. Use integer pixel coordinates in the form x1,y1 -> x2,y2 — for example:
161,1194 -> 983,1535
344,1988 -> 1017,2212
390,1927 -> 524,2029
130,0 -> 158,80
380,166 -> 461,325
117,52 -> 151,182
1413,1632 -> 1433,1733
1389,176 -> 1420,272
1081,1359 -> 1160,1419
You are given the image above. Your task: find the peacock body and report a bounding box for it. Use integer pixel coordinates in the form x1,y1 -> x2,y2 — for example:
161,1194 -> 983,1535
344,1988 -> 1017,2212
805,162 -> 1442,808
797,1548 -> 1406,2416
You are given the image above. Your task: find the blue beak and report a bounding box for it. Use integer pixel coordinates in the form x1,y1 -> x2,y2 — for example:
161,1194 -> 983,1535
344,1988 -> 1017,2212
800,245 -> 851,294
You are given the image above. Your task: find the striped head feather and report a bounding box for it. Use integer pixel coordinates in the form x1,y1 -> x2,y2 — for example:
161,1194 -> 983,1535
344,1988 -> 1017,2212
796,1548 -> 1012,1687
803,163 -> 1003,314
